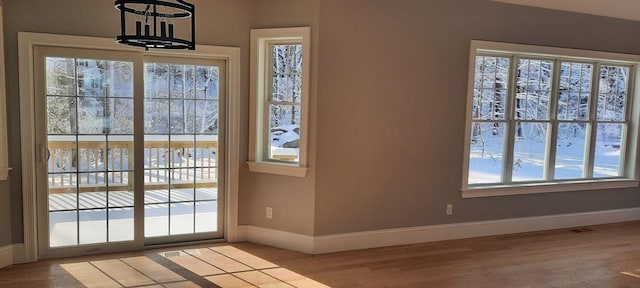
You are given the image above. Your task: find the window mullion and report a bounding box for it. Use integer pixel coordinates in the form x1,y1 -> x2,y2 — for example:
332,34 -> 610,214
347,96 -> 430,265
262,42 -> 275,161
545,59 -> 561,180
585,63 -> 601,179
622,66 -> 636,177
503,56 -> 518,184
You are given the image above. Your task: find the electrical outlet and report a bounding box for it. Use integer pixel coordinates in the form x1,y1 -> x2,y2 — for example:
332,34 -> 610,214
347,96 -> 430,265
446,204 -> 453,215
266,206 -> 273,219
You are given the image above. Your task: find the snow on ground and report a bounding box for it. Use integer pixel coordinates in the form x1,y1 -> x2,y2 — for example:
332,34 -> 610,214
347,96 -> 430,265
469,131 -> 621,184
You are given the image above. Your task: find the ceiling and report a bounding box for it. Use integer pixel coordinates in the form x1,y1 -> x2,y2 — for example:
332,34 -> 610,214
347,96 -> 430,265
493,0 -> 640,21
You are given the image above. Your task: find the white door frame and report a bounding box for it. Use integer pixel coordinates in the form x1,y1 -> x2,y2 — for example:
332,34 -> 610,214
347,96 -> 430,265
18,32 -> 241,262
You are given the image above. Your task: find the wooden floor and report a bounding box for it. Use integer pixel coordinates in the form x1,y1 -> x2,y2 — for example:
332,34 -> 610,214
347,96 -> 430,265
1,221 -> 640,287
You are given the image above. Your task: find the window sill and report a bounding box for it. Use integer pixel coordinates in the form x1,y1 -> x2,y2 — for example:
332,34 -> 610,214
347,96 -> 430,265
461,179 -> 639,198
247,161 -> 308,178
0,167 -> 12,181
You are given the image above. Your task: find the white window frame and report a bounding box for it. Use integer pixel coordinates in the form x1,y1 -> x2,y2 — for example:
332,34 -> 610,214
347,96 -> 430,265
0,5 -> 10,181
248,27 -> 310,177
461,40 -> 640,198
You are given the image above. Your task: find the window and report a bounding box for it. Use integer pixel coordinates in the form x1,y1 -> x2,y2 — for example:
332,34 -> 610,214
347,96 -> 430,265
0,5 -> 9,181
462,41 -> 640,197
248,27 -> 310,177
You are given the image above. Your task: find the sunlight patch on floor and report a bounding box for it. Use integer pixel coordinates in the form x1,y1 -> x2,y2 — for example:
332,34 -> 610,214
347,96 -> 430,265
621,271 -> 640,279
60,245 -> 331,288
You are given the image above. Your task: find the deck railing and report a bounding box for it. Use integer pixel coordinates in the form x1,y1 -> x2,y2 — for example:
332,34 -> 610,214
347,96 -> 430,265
47,138 -> 218,193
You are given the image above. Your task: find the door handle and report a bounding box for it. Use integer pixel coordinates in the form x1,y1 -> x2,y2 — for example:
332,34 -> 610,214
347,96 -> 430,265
40,145 -> 51,162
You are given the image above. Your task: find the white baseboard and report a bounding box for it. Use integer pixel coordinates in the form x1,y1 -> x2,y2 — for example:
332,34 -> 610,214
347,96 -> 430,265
0,244 -> 27,269
11,244 -> 25,265
239,207 -> 640,254
237,225 -> 315,254
0,245 -> 11,269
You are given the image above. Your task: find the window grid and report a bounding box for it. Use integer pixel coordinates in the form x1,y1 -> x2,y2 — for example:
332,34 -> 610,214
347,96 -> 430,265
469,53 -> 634,186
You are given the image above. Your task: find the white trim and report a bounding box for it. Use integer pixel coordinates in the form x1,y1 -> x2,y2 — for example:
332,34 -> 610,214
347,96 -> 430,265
225,46 -> 241,242
239,208 -> 640,255
471,40 -> 640,64
18,32 -> 38,263
237,225 -> 315,254
11,244 -> 25,265
18,32 -> 240,260
0,244 -> 25,269
461,179 -> 639,198
0,245 -> 12,269
246,161 -> 308,177
248,27 -> 311,176
0,5 -> 9,181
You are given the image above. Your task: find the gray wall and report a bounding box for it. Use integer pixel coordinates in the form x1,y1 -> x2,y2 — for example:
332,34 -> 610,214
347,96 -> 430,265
1,0 -> 639,248
239,0 -> 320,235
314,0 -> 640,235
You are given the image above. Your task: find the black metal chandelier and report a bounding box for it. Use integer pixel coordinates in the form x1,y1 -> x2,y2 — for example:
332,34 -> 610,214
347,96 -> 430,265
115,0 -> 195,50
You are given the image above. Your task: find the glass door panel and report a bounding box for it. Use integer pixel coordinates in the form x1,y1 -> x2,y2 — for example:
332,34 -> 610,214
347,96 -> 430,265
45,56 -> 135,249
143,61 -> 222,242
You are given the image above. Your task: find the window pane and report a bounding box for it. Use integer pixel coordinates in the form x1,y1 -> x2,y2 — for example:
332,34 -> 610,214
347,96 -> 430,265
594,123 -> 624,178
108,208 -> 134,242
108,189 -> 133,207
555,123 -> 587,179
78,186 -> 107,209
47,96 -> 77,135
512,122 -> 548,182
195,201 -> 217,233
558,62 -> 592,121
172,187 -> 194,202
107,137 -> 132,171
79,209 -> 107,245
515,59 -> 552,120
473,88 -> 508,120
468,121 -> 505,184
473,56 -> 509,120
195,100 -> 218,134
77,59 -> 106,97
273,44 -> 303,74
272,75 -> 302,103
144,99 -> 169,134
170,100 -> 185,134
269,104 -> 301,162
145,204 -> 168,237
145,187 -> 169,204
46,57 -> 76,96
597,65 -> 629,121
145,63 -> 169,98
108,61 -> 134,98
169,64 -> 187,99
170,202 -> 194,235
77,97 -> 106,134
106,98 -> 133,134
195,66 -> 219,99
50,211 -> 78,247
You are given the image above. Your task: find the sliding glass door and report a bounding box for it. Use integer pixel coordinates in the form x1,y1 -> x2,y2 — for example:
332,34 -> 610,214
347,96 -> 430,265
35,47 -> 225,257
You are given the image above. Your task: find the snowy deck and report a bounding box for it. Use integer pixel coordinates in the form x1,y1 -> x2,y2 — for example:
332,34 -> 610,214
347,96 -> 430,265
48,188 -> 218,247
